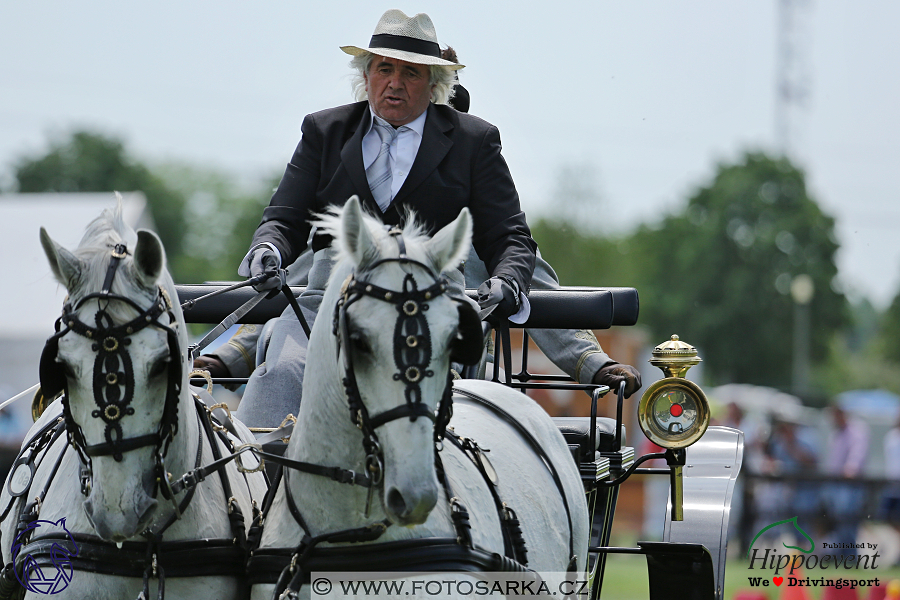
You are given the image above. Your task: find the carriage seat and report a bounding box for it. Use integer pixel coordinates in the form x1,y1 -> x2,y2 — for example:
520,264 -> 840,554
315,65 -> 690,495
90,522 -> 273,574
552,417 -> 625,459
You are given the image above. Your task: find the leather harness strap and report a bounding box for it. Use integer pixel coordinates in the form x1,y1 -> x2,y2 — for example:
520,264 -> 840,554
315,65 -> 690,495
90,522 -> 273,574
452,388 -> 577,566
249,537 -> 533,587
2,397 -> 255,597
15,533 -> 246,579
442,431 -> 529,565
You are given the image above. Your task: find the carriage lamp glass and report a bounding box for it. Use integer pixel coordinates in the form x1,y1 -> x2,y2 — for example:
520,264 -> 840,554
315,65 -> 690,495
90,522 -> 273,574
639,378 -> 709,449
638,335 -> 710,449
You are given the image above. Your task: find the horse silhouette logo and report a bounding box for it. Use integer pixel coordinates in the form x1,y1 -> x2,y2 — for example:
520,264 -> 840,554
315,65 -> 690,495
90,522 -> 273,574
11,517 -> 79,594
747,515 -> 815,558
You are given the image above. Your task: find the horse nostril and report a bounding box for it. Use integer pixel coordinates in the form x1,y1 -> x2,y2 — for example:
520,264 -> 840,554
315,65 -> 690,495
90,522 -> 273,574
138,498 -> 158,525
386,487 -> 407,517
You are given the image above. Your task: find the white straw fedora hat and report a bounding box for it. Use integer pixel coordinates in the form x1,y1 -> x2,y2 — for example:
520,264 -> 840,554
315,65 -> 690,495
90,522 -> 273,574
341,9 -> 464,70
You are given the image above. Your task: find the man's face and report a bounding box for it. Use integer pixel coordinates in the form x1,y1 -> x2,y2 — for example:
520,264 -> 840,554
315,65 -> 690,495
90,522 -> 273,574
365,56 -> 434,126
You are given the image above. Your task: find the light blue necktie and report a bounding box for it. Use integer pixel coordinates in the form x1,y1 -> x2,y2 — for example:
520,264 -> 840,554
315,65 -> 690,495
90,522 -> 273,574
367,122 -> 401,212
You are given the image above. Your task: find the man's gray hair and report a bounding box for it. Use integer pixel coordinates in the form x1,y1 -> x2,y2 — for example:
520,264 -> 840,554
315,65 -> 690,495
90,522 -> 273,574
349,52 -> 456,105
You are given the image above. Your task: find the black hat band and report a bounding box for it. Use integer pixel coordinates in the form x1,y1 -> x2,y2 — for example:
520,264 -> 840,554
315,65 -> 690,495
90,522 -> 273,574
369,34 -> 441,59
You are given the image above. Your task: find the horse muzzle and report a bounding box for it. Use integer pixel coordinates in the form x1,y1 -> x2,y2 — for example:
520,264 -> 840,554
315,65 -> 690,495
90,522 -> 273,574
384,481 -> 438,526
83,487 -> 158,542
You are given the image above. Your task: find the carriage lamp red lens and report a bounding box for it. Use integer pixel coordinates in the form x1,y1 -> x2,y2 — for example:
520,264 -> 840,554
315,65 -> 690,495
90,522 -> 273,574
670,403 -> 684,417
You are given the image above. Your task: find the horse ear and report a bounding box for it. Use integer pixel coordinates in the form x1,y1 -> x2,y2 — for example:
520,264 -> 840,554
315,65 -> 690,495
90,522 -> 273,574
40,227 -> 83,289
133,229 -> 165,288
426,207 -> 471,273
340,196 -> 378,267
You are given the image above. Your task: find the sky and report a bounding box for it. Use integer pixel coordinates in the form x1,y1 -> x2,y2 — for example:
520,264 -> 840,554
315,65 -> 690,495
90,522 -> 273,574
2,0 -> 898,308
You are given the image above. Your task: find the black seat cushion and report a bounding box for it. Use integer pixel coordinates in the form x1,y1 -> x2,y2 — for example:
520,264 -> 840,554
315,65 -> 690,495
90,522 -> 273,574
553,417 -> 626,457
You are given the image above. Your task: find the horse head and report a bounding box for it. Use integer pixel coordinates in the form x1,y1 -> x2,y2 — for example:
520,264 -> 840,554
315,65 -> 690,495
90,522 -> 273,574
39,198 -> 188,541
308,196 -> 477,526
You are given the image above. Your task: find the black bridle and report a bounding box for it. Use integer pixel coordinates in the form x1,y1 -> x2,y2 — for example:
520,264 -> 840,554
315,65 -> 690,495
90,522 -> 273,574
38,243 -> 183,495
331,229 -> 457,485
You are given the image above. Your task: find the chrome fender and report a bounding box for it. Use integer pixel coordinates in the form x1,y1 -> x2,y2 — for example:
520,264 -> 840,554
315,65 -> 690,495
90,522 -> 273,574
664,426 -> 744,600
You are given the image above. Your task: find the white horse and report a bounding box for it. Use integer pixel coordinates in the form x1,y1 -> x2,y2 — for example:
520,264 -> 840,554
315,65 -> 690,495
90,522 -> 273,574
249,197 -> 588,599
0,202 -> 267,599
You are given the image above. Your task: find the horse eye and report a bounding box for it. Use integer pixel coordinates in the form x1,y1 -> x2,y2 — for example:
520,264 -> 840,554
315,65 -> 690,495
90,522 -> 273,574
60,361 -> 77,379
148,357 -> 169,379
349,331 -> 371,355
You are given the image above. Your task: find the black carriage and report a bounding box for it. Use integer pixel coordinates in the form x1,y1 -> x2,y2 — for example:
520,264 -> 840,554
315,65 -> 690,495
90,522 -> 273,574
175,282 -> 743,600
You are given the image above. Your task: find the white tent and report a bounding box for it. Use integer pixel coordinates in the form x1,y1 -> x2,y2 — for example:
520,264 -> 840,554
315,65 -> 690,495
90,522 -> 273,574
0,192 -> 151,444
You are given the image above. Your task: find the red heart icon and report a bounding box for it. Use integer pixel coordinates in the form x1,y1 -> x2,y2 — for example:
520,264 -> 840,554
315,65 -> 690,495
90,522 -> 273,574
773,577 -> 783,586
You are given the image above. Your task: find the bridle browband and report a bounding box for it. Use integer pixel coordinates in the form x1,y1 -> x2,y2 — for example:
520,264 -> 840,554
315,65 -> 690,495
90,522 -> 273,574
40,243 -> 183,493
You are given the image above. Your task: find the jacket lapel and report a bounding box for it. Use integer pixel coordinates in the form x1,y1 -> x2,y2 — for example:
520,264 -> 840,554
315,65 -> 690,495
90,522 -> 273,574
392,104 -> 453,207
339,103 -> 381,214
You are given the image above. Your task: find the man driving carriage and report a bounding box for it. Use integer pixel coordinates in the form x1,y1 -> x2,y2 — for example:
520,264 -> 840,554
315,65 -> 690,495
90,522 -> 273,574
231,9 -> 640,427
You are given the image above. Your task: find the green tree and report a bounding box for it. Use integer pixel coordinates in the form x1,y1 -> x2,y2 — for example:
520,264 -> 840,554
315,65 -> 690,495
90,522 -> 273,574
154,162 -> 272,283
13,130 -> 189,270
880,285 -> 900,364
529,220 -> 629,287
10,130 -> 275,284
626,152 -> 848,388
530,162 -> 636,287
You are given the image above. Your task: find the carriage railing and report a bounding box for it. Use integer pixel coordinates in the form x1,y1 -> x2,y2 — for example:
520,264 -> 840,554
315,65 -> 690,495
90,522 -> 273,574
177,282 -> 638,397
176,284 -> 639,328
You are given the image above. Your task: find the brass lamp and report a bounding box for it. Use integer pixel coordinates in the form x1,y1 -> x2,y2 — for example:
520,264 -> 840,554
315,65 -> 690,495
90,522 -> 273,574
638,335 -> 711,521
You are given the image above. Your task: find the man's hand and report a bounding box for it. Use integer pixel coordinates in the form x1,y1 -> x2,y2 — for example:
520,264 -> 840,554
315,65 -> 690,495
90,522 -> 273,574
193,355 -> 231,379
247,247 -> 281,292
593,363 -> 642,398
476,276 -> 519,325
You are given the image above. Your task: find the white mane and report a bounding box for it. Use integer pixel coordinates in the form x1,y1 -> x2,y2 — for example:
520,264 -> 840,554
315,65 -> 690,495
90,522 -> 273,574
65,195 -> 170,323
312,199 -> 469,286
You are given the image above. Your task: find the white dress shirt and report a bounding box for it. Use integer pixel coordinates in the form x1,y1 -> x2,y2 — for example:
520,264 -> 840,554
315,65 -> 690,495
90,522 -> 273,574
361,109 -> 427,209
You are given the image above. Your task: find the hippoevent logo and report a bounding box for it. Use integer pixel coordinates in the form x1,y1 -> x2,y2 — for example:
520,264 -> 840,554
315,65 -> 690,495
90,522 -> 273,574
11,517 -> 79,594
745,516 -> 881,592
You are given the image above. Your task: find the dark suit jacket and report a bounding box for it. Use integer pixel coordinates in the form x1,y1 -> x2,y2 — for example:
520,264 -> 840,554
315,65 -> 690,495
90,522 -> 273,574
250,101 -> 537,292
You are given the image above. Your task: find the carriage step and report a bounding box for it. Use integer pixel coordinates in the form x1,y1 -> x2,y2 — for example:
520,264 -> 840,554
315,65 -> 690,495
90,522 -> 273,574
638,541 -> 716,600
552,417 -> 625,458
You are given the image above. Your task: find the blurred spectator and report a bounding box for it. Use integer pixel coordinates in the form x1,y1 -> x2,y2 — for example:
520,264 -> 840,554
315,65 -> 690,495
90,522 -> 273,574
827,406 -> 869,478
750,416 -> 821,545
881,415 -> 900,525
823,406 -> 870,553
766,417 -> 818,473
765,417 -> 820,534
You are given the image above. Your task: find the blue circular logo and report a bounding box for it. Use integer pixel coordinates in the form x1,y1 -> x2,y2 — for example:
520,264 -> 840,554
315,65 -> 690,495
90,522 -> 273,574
11,517 -> 79,594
